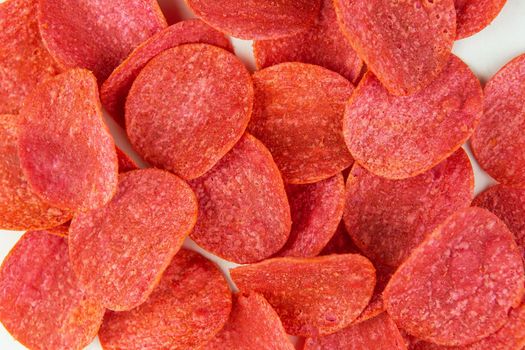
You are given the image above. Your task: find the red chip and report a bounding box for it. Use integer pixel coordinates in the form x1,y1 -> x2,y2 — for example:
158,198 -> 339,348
0,115 -> 71,230
69,169 -> 198,311
471,54 -> 525,188
101,19 -> 232,127
18,68 -> 118,212
99,249 -> 231,350
277,173 -> 345,258
454,0 -> 507,39
248,62 -> 354,184
384,207 -> 525,346
304,312 -> 407,350
126,43 -> 253,180
320,221 -> 362,256
343,149 -> 474,268
205,292 -> 295,350
411,301 -> 525,350
334,0 -> 456,95
189,134 -> 291,264
38,0 -> 167,82
231,254 -> 376,337
0,231 -> 105,350
0,0 -> 61,114
473,184 -> 525,259
116,147 -> 138,173
185,0 -> 321,40
344,55 -> 482,179
253,0 -> 363,83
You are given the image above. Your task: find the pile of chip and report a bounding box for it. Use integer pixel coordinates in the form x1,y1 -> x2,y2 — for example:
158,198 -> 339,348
1,0 -> 524,349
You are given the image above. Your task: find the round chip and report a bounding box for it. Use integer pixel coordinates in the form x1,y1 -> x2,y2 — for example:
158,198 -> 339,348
248,62 -> 354,184
384,207 -> 525,346
205,292 -> 295,350
231,254 -> 376,337
69,169 -> 198,311
0,0 -> 62,115
0,231 -> 105,350
471,54 -> 525,188
343,149 -> 474,267
344,55 -> 482,179
38,0 -> 167,82
99,249 -> 231,350
101,19 -> 232,127
455,0 -> 507,39
0,115 -> 71,230
473,184 -> 525,259
304,312 -> 407,350
126,44 -> 253,180
17,68 -> 118,212
189,134 -> 291,264
277,173 -> 345,258
185,0 -> 321,40
334,0 -> 456,95
253,0 -> 363,83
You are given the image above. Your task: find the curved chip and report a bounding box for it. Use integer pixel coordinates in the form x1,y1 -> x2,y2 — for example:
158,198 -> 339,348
343,149 -> 474,267
0,231 -> 105,350
101,19 -> 232,126
253,0 -> 363,83
189,133 -> 291,264
384,207 -> 525,346
116,147 -> 138,173
69,169 -> 198,311
304,312 -> 407,350
320,221 -> 362,256
455,0 -> 507,39
38,0 -> 167,82
473,184 -> 525,259
99,249 -> 231,350
471,54 -> 525,188
18,68 -> 118,212
231,254 -> 376,337
277,173 -> 345,258
248,62 -> 354,184
334,0 -> 455,95
0,0 -> 62,115
205,292 -> 295,350
344,55 -> 482,179
185,0 -> 321,40
126,44 -> 253,180
0,115 -> 71,230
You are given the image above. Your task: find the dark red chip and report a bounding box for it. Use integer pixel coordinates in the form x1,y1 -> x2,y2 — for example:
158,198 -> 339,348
384,207 -> 525,346
344,55 -> 482,179
0,115 -> 71,230
185,0 -> 321,40
18,68 -> 118,212
334,0 -> 456,95
189,134 -> 291,264
101,19 -> 232,127
205,292 -> 295,350
343,149 -> 474,268
473,184 -> 525,260
254,0 -> 363,83
116,147 -> 138,173
248,62 -> 354,184
319,221 -> 362,256
454,0 -> 507,39
0,0 -> 62,114
231,254 -> 376,337
276,173 -> 345,258
471,54 -> 525,188
0,231 -> 105,350
126,43 -> 253,180
304,312 -> 407,350
69,169 -> 198,311
38,0 -> 167,82
99,249 -> 231,350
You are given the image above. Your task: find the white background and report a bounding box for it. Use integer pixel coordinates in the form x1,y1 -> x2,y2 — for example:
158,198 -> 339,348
1,0 -> 525,348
